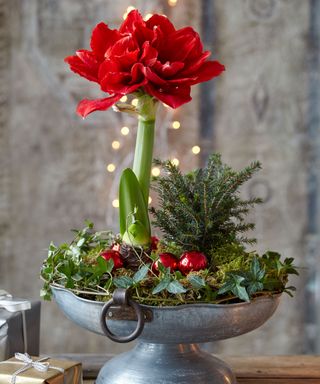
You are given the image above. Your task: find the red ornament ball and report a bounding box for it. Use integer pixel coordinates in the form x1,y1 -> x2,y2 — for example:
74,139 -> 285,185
152,252 -> 178,273
178,251 -> 208,275
150,236 -> 159,251
100,249 -> 124,269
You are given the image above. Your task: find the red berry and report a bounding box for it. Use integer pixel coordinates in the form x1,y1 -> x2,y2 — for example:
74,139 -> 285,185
178,251 -> 208,275
151,236 -> 159,251
152,252 -> 178,273
100,249 -> 124,269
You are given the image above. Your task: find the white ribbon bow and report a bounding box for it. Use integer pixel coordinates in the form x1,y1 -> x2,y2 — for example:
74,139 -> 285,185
11,353 -> 64,384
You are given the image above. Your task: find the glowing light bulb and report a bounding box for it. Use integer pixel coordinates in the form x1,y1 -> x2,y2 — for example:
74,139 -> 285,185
107,163 -> 116,172
192,145 -> 201,154
112,199 -> 119,208
112,141 -> 120,150
172,121 -> 180,129
120,95 -> 128,102
148,196 -> 152,204
145,13 -> 153,20
172,158 -> 179,166
151,167 -> 161,177
131,98 -> 139,107
121,126 -> 130,136
168,0 -> 178,6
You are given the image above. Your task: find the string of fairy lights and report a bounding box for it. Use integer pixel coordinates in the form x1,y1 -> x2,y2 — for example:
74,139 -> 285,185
107,1 -> 202,211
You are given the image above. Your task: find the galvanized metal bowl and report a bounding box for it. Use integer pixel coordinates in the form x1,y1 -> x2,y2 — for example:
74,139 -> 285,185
51,285 -> 281,384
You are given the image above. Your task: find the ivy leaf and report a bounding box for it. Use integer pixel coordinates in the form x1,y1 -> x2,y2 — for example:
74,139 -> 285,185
105,259 -> 114,274
187,275 -> 206,289
167,280 -> 187,294
133,265 -> 150,284
174,270 -> 184,280
113,276 -> 134,289
69,245 -> 81,259
77,238 -> 86,247
96,256 -> 108,274
218,274 -> 250,302
247,281 -> 264,296
57,261 -> 73,278
246,256 -> 265,295
152,277 -> 171,294
71,273 -> 83,282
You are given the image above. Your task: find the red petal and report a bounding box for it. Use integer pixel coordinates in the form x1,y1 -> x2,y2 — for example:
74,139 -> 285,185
110,36 -> 138,58
163,27 -> 202,62
140,42 -> 158,66
90,22 -> 121,60
65,53 -> 99,82
146,14 -> 176,35
100,63 -> 146,94
100,72 -> 131,93
194,60 -> 225,83
144,83 -> 191,109
114,49 -> 140,71
119,10 -> 145,33
144,67 -> 167,85
157,61 -> 184,77
98,59 -> 119,82
77,95 -> 122,118
179,51 -> 211,76
133,23 -> 155,46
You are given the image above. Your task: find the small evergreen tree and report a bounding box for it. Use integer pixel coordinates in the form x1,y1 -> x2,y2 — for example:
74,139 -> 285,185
150,154 -> 262,257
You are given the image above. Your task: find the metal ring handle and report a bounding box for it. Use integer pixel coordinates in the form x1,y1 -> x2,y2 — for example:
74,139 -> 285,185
100,289 -> 145,343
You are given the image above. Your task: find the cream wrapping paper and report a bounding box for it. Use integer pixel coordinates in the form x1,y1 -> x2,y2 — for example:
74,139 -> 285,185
0,355 -> 83,384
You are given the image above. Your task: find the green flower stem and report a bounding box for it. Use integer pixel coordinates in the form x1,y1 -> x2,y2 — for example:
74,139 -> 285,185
132,95 -> 157,205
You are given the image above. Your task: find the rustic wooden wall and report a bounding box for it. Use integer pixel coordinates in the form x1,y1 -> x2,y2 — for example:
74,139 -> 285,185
0,0 -> 318,355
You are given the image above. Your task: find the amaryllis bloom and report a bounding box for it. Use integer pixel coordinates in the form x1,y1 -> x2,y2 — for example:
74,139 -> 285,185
65,10 -> 225,118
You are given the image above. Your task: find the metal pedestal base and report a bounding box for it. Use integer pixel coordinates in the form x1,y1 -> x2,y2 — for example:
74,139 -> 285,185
96,342 -> 236,384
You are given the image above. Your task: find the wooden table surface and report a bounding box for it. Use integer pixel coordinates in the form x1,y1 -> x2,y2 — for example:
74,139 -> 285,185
56,354 -> 320,384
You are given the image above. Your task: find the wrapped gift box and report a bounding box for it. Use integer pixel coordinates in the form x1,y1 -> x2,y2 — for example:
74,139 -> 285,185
0,354 -> 82,383
0,290 -> 41,360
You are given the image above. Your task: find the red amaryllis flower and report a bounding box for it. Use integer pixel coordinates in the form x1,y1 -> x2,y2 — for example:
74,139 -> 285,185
65,10 -> 225,118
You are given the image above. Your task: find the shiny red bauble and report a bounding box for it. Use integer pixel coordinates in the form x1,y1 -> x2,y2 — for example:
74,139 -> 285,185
152,252 -> 178,273
150,236 -> 159,251
100,249 -> 124,269
178,251 -> 208,275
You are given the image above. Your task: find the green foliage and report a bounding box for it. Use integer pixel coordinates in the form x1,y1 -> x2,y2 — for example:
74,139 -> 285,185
40,222 -> 116,300
218,274 -> 250,302
150,154 -> 262,257
41,222 -> 298,305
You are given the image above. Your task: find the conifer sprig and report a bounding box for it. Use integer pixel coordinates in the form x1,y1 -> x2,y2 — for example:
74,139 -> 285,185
150,154 -> 262,256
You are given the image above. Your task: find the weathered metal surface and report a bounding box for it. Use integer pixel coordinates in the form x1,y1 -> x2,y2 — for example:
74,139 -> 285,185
105,305 -> 153,322
96,343 -> 236,384
52,286 -> 280,383
51,286 -> 281,344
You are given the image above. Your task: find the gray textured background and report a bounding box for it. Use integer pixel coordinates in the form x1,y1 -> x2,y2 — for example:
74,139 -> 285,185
0,0 -> 319,355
